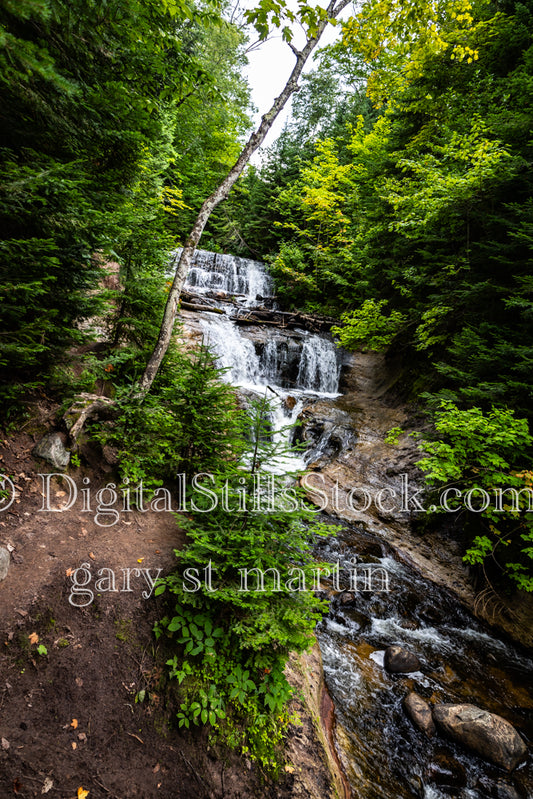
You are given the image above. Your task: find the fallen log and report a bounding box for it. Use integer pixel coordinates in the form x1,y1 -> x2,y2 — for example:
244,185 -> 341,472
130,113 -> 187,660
181,301 -> 225,314
233,317 -> 282,326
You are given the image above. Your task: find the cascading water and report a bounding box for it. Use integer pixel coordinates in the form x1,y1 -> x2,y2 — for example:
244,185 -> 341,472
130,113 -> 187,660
297,334 -> 341,394
180,249 -> 341,472
177,248 -> 275,306
314,528 -> 533,799
178,249 -> 533,799
198,315 -> 261,385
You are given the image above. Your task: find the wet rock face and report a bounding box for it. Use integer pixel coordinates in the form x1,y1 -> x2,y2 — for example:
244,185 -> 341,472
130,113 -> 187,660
433,704 -> 528,771
384,645 -> 421,674
496,781 -> 522,799
33,432 -> 70,470
295,402 -> 358,468
403,692 -> 436,737
426,750 -> 467,788
253,336 -> 304,389
476,776 -> 522,799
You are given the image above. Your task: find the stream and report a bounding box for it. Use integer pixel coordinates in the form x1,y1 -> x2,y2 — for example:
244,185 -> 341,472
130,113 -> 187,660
177,249 -> 533,799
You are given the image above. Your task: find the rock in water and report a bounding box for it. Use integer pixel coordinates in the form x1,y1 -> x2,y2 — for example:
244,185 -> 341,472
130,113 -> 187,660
33,432 -> 70,470
426,751 -> 467,788
432,703 -> 527,771
403,692 -> 436,737
0,546 -> 10,581
384,645 -> 421,673
496,781 -> 521,799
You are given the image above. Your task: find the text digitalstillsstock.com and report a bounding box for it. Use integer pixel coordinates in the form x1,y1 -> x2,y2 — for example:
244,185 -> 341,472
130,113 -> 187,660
2,472 -> 533,526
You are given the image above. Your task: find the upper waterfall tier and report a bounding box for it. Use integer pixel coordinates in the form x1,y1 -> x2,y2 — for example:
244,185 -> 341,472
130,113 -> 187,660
173,248 -> 275,306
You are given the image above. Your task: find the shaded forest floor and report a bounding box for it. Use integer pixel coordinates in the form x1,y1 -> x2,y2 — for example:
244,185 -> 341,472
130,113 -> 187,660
0,426 -> 332,799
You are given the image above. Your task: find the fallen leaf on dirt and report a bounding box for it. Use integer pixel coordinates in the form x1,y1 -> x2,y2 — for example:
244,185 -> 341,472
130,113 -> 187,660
137,558 -> 144,563
75,677 -> 83,687
71,741 -> 77,750
55,491 -> 66,498
1,737 -> 9,750
153,763 -> 160,773
88,552 -> 95,560
77,788 -> 89,799
71,719 -> 78,729
41,776 -> 54,794
66,567 -> 74,577
78,732 -> 87,742
284,765 -> 295,773
28,632 -> 39,645
155,550 -> 161,554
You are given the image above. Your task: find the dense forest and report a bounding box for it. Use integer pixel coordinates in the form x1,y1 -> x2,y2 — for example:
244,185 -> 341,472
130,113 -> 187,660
1,0 -> 533,783
216,0 -> 533,592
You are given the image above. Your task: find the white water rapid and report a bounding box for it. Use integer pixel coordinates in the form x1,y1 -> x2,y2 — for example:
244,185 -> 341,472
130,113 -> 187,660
177,248 -> 275,307
180,249 -> 341,472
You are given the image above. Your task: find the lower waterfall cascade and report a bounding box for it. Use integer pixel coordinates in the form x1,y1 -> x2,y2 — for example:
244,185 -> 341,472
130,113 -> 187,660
178,249 -> 532,799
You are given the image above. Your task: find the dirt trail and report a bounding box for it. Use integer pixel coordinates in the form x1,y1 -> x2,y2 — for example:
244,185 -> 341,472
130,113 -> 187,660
0,434 -> 341,799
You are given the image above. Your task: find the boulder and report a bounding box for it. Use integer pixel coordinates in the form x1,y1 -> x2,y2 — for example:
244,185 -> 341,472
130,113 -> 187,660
433,703 -> 527,771
403,692 -> 436,737
0,546 -> 10,581
33,432 -> 70,470
384,645 -> 421,673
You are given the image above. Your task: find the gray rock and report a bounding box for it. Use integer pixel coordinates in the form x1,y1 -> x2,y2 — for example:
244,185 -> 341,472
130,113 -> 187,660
403,692 -> 436,737
0,547 -> 10,581
433,703 -> 527,771
384,645 -> 421,673
33,432 -> 70,470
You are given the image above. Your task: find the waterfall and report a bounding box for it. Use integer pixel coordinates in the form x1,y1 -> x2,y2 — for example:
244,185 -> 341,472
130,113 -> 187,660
199,315 -> 260,385
176,248 -> 275,306
181,249 -> 341,472
297,334 -> 340,394
199,315 -> 340,397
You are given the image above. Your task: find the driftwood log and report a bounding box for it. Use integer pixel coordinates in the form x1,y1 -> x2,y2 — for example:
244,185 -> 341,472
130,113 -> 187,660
232,310 -> 336,333
181,301 -> 225,314
181,289 -> 337,333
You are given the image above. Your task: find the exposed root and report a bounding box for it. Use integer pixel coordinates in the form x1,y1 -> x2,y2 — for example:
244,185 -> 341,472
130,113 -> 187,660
63,392 -> 118,444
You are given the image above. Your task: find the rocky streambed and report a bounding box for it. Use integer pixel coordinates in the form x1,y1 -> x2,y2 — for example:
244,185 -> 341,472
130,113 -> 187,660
178,250 -> 532,799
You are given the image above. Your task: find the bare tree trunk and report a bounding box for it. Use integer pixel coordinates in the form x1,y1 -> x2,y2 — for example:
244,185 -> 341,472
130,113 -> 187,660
137,0 -> 351,396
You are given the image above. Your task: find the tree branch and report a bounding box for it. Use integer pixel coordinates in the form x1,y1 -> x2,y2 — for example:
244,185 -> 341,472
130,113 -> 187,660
136,0 -> 352,396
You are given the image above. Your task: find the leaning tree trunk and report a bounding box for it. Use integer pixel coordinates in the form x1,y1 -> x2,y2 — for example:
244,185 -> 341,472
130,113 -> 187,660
136,0 -> 351,396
